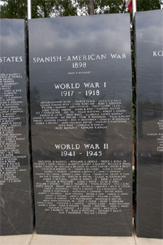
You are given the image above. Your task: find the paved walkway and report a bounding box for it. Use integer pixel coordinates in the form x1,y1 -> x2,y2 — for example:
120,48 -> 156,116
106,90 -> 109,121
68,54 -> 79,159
0,223 -> 162,245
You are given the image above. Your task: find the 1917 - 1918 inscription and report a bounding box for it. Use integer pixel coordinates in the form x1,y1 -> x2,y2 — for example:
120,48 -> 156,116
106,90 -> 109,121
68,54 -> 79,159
29,14 -> 132,236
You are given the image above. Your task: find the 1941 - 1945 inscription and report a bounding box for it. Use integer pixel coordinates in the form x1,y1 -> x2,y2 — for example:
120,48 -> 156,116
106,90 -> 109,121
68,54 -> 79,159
29,14 -> 133,236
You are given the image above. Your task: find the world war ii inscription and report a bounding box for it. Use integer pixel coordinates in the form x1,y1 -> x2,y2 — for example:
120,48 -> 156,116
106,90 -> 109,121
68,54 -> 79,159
0,19 -> 33,235
29,14 -> 132,236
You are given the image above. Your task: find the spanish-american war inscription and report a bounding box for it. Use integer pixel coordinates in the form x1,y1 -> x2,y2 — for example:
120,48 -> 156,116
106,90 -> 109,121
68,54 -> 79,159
29,14 -> 132,236
135,10 -> 163,238
0,19 -> 33,235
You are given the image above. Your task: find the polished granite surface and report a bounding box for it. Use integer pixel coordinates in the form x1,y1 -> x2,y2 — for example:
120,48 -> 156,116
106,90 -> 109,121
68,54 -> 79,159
135,10 -> 163,239
0,19 -> 34,235
29,14 -> 133,236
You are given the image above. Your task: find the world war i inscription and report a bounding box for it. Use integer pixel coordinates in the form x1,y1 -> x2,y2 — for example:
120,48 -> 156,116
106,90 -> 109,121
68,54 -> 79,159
0,19 -> 33,235
29,14 -> 133,236
135,10 -> 163,239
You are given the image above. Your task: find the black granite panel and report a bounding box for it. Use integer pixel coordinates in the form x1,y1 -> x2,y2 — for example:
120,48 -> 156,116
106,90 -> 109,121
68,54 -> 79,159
0,19 -> 33,235
135,10 -> 163,238
29,14 -> 132,236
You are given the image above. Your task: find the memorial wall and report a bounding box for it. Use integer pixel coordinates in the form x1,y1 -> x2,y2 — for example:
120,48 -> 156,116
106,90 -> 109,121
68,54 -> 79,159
29,14 -> 133,236
0,10 -> 162,239
0,19 -> 34,235
135,10 -> 163,238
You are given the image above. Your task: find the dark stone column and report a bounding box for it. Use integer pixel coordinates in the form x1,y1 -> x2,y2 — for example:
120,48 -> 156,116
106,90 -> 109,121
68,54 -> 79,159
135,10 -> 163,239
29,14 -> 133,236
0,19 -> 34,236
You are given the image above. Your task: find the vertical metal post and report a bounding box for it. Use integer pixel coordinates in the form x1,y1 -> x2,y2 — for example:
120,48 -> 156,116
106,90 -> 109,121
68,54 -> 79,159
132,0 -> 137,17
28,0 -> 31,19
88,0 -> 94,15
